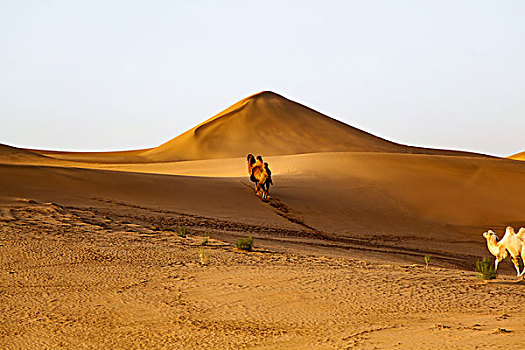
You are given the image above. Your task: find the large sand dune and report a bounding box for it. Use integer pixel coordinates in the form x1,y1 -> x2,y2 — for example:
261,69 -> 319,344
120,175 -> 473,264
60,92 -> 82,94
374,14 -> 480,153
33,91 -> 489,163
2,91 -> 525,348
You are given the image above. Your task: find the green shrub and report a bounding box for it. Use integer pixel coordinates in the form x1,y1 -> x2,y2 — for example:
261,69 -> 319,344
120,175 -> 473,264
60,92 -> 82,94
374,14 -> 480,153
198,246 -> 209,265
236,236 -> 254,251
201,233 -> 209,246
424,255 -> 432,270
177,224 -> 187,238
476,257 -> 497,280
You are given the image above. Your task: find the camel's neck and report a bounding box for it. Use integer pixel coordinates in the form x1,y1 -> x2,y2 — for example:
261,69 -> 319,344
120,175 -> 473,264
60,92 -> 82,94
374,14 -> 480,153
486,239 -> 502,256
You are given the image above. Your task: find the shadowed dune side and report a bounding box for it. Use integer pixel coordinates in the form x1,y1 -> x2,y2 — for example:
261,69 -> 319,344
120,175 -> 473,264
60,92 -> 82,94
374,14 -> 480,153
28,91 -> 493,163
0,163 -> 294,228
32,148 -> 152,164
267,152 -> 525,239
0,144 -> 52,162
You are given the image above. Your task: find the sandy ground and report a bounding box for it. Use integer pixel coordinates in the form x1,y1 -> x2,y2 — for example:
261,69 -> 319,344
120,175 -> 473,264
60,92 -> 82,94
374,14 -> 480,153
2,199 -> 525,349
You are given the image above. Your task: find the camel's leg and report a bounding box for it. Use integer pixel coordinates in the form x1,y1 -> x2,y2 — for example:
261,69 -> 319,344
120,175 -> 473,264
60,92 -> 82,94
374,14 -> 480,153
495,258 -> 500,271
259,174 -> 268,199
511,256 -> 521,277
262,182 -> 269,199
520,252 -> 525,276
260,184 -> 267,199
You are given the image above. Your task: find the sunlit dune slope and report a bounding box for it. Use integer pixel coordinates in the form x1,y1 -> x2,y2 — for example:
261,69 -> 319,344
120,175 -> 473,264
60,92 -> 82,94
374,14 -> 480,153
509,151 -> 525,161
30,91 -> 491,163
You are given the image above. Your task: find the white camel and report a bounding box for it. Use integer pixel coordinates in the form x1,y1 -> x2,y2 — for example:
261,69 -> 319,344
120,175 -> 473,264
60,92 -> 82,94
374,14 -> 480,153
483,227 -> 525,277
483,230 -> 507,272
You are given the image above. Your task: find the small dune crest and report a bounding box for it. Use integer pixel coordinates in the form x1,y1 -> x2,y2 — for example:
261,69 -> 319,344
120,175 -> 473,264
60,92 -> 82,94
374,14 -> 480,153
508,151 -> 525,161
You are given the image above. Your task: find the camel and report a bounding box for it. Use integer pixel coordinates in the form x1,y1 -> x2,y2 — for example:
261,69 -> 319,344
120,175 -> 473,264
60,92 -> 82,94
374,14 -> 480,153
252,156 -> 272,199
483,230 -> 508,272
483,227 -> 525,277
246,154 -> 272,199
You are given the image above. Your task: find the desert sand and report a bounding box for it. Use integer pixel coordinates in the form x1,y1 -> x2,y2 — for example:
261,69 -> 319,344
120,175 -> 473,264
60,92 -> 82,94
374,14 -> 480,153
2,91 -> 525,349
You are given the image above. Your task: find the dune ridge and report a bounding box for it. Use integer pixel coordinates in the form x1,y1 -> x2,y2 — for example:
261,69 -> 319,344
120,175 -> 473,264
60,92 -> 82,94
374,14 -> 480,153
141,91 -> 409,161
0,144 -> 51,162
28,91 -> 492,163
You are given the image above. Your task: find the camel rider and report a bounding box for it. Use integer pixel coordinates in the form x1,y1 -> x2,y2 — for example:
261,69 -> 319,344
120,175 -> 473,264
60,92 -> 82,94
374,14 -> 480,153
264,162 -> 273,185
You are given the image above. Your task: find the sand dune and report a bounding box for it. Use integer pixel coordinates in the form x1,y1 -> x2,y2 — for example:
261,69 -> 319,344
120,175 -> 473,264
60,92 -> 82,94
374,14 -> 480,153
2,151 -> 525,262
30,91 -> 490,163
142,91 -> 410,162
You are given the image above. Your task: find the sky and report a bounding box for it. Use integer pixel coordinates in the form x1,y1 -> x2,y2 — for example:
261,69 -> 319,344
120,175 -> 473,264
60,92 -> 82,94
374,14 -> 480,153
1,0 -> 524,157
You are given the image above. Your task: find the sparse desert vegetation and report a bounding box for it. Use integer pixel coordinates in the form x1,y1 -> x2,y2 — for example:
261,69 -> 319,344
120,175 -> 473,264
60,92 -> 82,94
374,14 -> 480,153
424,255 -> 432,269
177,224 -> 187,238
235,235 -> 254,251
198,246 -> 209,265
476,257 -> 498,280
200,232 -> 209,246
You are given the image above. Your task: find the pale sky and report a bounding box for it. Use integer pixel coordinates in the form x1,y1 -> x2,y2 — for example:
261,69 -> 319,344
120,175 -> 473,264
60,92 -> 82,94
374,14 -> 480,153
1,1 -> 524,156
